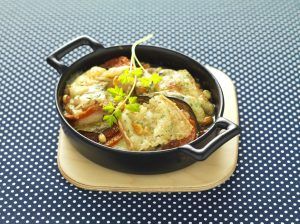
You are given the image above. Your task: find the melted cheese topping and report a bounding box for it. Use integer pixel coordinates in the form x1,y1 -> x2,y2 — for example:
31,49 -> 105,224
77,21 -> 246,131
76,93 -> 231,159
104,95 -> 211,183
141,69 -> 215,123
65,66 -> 129,117
118,95 -> 193,151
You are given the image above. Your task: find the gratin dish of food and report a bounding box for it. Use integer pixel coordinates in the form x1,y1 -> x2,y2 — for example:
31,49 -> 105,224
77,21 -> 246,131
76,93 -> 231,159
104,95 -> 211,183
47,34 -> 240,173
63,54 -> 215,151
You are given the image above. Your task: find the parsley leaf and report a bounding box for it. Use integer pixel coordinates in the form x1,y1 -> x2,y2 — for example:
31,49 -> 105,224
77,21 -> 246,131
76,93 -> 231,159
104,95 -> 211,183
139,73 -> 162,87
107,86 -> 125,97
114,95 -> 124,102
118,69 -> 135,84
128,96 -> 137,104
131,68 -> 143,77
139,77 -> 152,87
125,103 -> 140,112
118,68 -> 143,84
151,73 -> 162,84
103,102 -> 115,114
103,114 -> 117,127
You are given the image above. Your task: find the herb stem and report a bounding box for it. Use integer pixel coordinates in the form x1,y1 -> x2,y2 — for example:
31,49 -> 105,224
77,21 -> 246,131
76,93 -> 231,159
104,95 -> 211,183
121,34 -> 153,109
130,34 -> 153,72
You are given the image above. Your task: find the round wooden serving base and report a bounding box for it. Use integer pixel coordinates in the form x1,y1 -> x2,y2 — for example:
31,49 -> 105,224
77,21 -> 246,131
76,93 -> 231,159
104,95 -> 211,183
57,66 -> 239,192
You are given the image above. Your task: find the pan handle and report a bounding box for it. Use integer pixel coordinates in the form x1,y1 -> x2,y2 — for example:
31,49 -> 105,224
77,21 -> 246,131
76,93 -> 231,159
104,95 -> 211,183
179,117 -> 240,160
46,36 -> 104,75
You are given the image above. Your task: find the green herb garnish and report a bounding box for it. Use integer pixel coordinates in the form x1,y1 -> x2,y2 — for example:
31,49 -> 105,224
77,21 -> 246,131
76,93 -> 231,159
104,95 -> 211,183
103,114 -> 117,127
139,72 -> 162,87
102,34 -> 162,127
107,86 -> 126,102
103,102 -> 115,114
125,97 -> 140,112
118,69 -> 135,84
103,103 -> 122,126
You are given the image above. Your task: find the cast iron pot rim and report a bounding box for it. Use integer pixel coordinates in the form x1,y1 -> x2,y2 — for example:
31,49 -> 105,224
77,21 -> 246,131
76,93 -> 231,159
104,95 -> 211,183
55,44 -> 224,155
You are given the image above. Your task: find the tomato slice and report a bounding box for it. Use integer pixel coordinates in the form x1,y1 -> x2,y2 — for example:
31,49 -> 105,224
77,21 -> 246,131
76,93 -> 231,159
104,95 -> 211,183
101,56 -> 130,68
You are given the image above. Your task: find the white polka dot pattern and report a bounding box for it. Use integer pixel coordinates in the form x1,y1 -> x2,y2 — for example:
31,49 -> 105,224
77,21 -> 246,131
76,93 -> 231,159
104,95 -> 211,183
0,0 -> 299,223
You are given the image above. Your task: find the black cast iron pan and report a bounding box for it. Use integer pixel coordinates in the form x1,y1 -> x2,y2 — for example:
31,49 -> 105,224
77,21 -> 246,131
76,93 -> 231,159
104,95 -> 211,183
47,36 -> 240,174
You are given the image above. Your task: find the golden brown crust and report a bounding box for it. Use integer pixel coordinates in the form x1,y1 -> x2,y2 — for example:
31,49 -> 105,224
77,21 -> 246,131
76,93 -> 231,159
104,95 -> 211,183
161,117 -> 197,149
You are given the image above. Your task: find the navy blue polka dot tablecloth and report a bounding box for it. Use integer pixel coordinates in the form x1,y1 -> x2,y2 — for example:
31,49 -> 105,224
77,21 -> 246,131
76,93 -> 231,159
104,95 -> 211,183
0,0 -> 299,223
